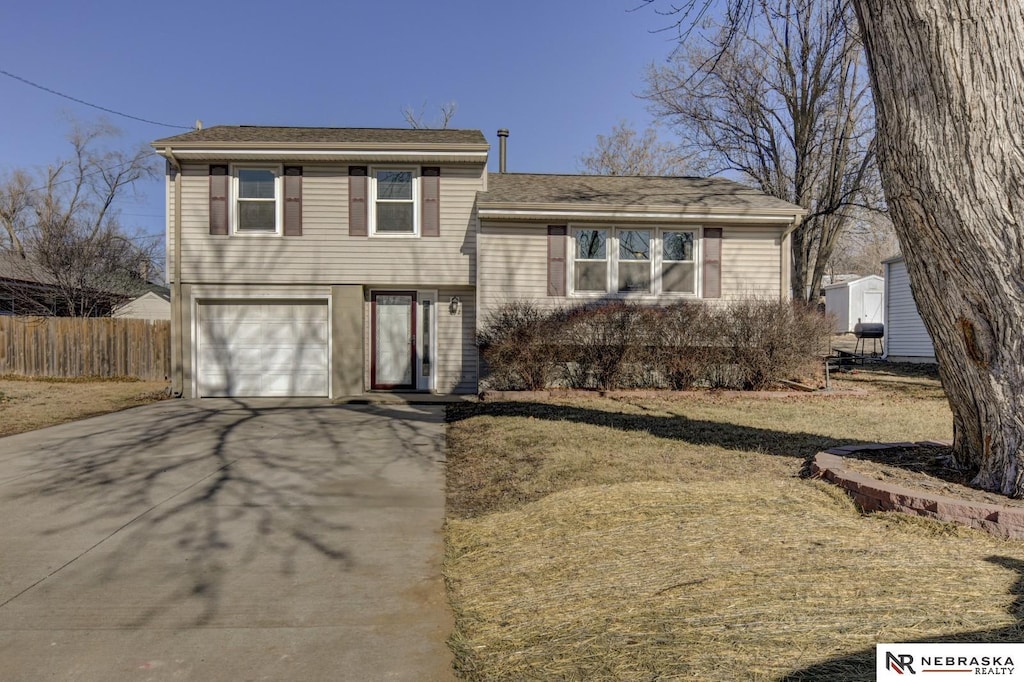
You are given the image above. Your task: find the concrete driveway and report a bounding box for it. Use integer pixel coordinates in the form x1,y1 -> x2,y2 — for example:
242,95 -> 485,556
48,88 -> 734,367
0,399 -> 455,681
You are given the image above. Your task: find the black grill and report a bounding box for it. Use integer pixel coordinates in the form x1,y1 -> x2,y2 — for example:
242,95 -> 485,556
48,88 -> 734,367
854,322 -> 884,339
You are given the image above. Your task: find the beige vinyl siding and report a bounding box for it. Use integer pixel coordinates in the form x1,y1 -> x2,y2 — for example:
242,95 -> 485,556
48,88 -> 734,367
478,222 -> 557,322
478,221 -> 787,323
720,225 -> 783,300
438,287 -> 477,393
170,163 -> 482,286
884,259 -> 936,361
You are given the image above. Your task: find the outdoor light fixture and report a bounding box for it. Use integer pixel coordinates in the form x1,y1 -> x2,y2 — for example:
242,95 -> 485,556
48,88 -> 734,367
449,296 -> 461,315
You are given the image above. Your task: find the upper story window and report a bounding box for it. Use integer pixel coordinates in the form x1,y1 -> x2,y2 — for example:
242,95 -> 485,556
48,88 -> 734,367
570,227 -> 699,297
372,168 -> 419,235
234,167 -> 280,234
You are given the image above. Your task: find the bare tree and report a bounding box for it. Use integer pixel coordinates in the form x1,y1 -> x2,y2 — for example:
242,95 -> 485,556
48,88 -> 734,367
640,0 -> 1024,495
827,210 -> 898,278
0,122 -> 159,317
578,120 -> 691,176
402,101 -> 458,129
642,0 -> 877,302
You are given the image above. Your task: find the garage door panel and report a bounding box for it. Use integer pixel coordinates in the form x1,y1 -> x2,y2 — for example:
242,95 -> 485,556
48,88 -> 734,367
262,321 -> 328,345
197,301 -> 329,398
200,345 -> 263,370
261,372 -> 328,396
262,345 -> 328,371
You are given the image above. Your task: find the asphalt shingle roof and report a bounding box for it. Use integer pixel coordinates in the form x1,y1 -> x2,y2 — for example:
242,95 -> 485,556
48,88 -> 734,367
153,126 -> 487,146
478,173 -> 803,214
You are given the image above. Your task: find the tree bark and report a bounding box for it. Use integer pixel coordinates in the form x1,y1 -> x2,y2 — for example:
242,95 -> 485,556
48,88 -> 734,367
853,1 -> 1024,495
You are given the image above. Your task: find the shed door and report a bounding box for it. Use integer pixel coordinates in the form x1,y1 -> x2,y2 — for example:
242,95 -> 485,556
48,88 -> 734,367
198,301 -> 329,397
863,291 -> 883,324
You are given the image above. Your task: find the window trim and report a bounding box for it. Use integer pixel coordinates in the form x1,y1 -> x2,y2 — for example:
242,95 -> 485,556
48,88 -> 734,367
568,225 -> 703,298
231,164 -> 283,236
616,228 -> 654,294
658,227 -> 700,296
572,227 -> 610,293
369,166 -> 420,237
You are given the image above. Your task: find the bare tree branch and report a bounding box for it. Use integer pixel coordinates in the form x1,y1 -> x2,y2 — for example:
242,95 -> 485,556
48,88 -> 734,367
0,122 -> 159,317
578,120 -> 693,176
402,101 -> 458,129
641,0 -> 879,302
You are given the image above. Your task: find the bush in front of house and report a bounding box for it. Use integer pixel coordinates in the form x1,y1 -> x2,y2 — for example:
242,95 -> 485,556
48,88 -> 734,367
478,299 -> 832,391
477,300 -> 560,391
717,298 -> 832,390
559,301 -> 648,389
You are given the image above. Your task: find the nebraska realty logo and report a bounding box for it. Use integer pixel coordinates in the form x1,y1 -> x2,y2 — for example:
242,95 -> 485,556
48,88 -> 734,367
877,644 -> 1024,679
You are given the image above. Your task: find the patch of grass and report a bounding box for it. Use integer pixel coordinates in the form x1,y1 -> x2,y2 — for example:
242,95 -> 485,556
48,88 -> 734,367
443,365 -> 1024,680
0,379 -> 168,437
0,374 -> 144,383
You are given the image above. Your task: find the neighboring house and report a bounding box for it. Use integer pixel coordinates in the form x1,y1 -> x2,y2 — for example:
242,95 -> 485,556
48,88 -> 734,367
883,255 -> 936,362
823,274 -> 884,334
0,253 -> 72,316
112,287 -> 171,320
152,126 -> 806,398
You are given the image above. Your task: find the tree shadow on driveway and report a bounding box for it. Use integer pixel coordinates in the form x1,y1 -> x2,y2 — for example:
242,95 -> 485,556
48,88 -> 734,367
0,399 -> 445,628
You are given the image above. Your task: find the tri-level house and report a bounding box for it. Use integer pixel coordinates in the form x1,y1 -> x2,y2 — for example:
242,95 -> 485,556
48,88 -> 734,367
153,126 -> 805,398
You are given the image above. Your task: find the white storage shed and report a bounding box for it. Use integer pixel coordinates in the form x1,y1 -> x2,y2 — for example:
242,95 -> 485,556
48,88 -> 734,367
824,275 -> 884,334
883,256 -> 936,362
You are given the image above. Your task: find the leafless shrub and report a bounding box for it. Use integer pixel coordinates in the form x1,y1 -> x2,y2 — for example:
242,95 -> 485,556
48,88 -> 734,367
480,299 -> 831,392
477,301 -> 558,391
718,299 -> 832,390
559,302 -> 648,390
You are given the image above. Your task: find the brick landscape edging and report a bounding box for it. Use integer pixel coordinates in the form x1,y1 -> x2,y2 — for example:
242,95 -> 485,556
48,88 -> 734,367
811,443 -> 1024,540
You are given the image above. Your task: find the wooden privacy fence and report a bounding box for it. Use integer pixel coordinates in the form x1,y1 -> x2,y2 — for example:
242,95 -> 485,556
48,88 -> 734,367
0,317 -> 171,381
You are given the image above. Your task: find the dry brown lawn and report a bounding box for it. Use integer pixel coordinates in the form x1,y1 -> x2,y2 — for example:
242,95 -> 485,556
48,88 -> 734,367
444,365 -> 1024,681
0,376 -> 168,437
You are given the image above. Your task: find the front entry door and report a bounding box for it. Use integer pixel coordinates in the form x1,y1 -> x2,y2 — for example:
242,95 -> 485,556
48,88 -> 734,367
372,292 -> 416,389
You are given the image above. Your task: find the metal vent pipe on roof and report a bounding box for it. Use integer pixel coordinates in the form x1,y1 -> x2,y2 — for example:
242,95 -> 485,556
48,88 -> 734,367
497,128 -> 509,173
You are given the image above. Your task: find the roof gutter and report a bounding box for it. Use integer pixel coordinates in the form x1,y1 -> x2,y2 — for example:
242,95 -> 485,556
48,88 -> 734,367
780,213 -> 803,239
477,206 -> 805,223
163,146 -> 184,398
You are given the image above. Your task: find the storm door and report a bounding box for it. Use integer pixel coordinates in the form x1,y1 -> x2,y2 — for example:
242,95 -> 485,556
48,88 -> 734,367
371,292 -> 416,389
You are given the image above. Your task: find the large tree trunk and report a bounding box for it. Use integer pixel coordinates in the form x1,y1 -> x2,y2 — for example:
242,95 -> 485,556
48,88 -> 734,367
853,1 -> 1024,495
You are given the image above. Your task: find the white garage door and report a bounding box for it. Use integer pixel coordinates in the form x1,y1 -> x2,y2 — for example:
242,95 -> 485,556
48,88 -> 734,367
197,301 -> 329,397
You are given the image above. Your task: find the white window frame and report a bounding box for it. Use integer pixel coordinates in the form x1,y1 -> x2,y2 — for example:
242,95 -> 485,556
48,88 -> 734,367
568,225 -> 703,298
369,166 -> 420,237
656,227 -> 701,297
232,164 -> 283,236
571,227 -> 610,294
615,227 -> 654,295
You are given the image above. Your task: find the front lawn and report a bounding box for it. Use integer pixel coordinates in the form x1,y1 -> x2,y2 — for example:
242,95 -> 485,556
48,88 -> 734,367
0,376 -> 168,437
444,367 -> 1024,680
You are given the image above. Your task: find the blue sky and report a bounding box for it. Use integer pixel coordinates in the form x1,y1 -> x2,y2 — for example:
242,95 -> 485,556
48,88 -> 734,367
0,0 -> 685,252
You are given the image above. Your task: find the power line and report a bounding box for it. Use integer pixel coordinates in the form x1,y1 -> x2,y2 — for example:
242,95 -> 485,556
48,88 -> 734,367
0,67 -> 193,130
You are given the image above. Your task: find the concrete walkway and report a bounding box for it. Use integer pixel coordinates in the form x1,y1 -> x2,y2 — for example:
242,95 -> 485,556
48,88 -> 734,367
0,399 -> 455,681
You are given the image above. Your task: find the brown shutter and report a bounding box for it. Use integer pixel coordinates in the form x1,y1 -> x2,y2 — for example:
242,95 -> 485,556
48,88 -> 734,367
547,225 -> 568,296
283,166 -> 302,236
349,166 -> 368,237
703,227 -> 723,299
421,166 -> 440,237
209,165 -> 229,235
